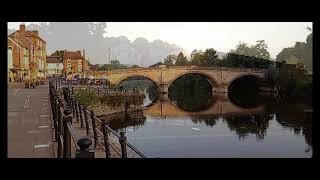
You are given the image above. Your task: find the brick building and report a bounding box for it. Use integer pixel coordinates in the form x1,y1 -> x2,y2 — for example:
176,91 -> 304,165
8,24 -> 47,81
63,50 -> 89,76
46,56 -> 64,77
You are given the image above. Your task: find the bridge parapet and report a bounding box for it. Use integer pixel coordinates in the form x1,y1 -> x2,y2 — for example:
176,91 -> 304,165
88,66 -> 268,93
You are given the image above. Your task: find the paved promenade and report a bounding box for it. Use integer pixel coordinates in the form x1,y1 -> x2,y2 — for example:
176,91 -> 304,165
8,82 -> 55,158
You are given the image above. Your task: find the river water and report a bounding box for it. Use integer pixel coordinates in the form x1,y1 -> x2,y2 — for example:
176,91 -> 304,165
112,78 -> 312,158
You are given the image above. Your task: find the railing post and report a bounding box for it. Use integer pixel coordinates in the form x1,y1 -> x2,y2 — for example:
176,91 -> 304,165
119,132 -> 127,158
83,106 -> 89,135
53,94 -> 60,141
63,109 -> 72,158
72,97 -> 76,118
57,99 -> 64,134
79,103 -> 84,128
75,101 -> 79,123
57,99 -> 64,158
76,138 -> 95,158
90,110 -> 98,148
102,120 -> 111,158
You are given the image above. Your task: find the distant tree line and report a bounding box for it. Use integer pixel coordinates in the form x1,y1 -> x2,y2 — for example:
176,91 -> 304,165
89,59 -> 141,71
150,40 -> 274,69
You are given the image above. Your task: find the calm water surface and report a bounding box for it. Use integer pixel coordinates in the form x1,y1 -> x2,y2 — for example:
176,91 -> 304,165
112,78 -> 312,158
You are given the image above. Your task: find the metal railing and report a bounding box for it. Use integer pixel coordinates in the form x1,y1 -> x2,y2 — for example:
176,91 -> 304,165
49,79 -> 95,158
50,77 -> 147,158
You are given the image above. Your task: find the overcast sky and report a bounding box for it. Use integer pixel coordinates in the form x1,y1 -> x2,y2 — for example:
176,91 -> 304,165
8,22 -> 312,59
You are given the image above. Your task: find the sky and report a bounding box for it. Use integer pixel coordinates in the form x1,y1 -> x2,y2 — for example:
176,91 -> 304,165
8,22 -> 312,59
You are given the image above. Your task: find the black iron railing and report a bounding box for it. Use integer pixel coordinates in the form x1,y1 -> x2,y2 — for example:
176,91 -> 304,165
49,77 -> 147,158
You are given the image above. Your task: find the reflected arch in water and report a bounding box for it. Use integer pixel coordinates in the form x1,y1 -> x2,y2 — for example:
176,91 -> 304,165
168,73 -> 216,112
227,74 -> 264,109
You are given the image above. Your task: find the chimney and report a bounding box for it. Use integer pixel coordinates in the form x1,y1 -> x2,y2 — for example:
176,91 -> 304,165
77,50 -> 81,55
32,30 -> 38,36
20,24 -> 26,32
83,49 -> 85,59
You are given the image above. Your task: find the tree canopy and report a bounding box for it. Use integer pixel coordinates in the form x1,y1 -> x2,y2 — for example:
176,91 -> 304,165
51,50 -> 64,57
276,29 -> 312,72
175,52 -> 188,65
230,40 -> 271,60
164,54 -> 177,66
203,48 -> 219,66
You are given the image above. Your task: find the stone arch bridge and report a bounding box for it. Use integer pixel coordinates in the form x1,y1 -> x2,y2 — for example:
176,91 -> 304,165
86,66 -> 267,93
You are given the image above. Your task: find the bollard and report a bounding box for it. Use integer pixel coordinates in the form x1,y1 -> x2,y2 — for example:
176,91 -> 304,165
76,137 -> 95,158
83,106 -> 89,135
90,110 -> 98,148
102,120 -> 111,158
119,132 -> 127,158
63,109 -> 72,158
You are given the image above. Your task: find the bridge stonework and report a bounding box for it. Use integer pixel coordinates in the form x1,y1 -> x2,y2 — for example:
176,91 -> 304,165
87,66 -> 266,93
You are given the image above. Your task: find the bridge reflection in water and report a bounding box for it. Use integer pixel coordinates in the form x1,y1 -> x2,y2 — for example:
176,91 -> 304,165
105,76 -> 311,157
143,93 -> 265,118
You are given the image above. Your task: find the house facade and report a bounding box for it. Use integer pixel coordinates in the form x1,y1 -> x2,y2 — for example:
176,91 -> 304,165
63,50 -> 89,76
46,56 -> 64,77
8,24 -> 47,81
7,36 -> 31,82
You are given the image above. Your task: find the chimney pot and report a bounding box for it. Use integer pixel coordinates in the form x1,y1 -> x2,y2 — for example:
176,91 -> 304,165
20,24 -> 26,32
32,30 -> 38,36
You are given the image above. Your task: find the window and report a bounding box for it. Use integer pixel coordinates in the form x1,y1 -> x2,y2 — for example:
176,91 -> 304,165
78,63 -> 82,72
56,64 -> 59,68
24,57 -> 28,66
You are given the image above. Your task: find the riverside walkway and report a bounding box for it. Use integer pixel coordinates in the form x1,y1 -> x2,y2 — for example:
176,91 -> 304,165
8,81 -> 55,158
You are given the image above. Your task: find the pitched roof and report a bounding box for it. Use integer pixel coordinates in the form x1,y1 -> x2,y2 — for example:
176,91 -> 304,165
9,33 -> 30,48
24,31 -> 46,43
63,50 -> 84,60
9,31 -> 40,49
47,56 -> 63,63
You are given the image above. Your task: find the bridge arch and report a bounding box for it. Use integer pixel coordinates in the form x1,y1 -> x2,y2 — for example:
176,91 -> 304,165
114,74 -> 160,88
227,73 -> 264,88
167,71 -> 219,90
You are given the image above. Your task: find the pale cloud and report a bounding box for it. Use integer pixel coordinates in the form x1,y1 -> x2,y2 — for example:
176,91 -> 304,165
8,22 -> 312,59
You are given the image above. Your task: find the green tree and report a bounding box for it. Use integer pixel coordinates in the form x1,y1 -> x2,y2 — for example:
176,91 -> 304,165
190,50 -> 205,66
164,54 -> 177,66
203,48 -> 219,66
111,59 -> 120,65
149,61 -> 164,68
175,52 -> 188,65
131,64 -> 141,68
276,28 -> 312,72
230,40 -> 271,59
51,50 -> 64,57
